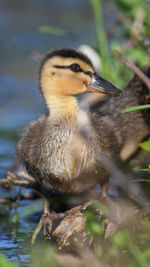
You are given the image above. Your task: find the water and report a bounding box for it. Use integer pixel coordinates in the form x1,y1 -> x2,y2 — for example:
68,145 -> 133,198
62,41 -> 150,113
0,0 -> 98,265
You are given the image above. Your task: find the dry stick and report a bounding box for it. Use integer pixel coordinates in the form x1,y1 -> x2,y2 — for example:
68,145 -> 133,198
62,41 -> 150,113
0,199 -> 9,204
133,179 -> 150,183
16,170 -> 35,182
0,178 -> 35,187
0,170 -> 52,197
7,169 -> 35,182
0,170 -> 38,189
0,193 -> 41,204
114,49 -> 150,91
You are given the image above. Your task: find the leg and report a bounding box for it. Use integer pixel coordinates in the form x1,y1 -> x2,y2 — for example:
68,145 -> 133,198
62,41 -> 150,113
31,198 -> 52,245
100,179 -> 109,199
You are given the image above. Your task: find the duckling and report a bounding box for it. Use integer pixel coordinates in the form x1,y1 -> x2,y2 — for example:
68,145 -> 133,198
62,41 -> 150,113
92,65 -> 150,161
16,48 -> 121,243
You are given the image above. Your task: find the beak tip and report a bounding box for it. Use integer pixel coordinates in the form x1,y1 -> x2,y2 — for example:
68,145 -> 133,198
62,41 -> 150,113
88,73 -> 122,97
114,89 -> 122,96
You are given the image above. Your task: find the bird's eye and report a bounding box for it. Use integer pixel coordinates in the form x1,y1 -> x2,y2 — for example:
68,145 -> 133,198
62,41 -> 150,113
69,64 -> 82,72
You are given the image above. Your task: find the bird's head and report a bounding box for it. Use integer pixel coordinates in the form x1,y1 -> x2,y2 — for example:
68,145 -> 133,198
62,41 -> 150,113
39,48 -> 121,116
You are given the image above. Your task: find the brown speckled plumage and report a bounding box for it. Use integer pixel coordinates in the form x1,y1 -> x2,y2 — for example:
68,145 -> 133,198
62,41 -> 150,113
93,66 -> 150,160
17,112 -> 119,194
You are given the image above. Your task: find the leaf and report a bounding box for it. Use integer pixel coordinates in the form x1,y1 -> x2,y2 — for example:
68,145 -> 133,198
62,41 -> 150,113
111,230 -> 127,248
90,0 -> 110,78
85,212 -> 103,236
142,219 -> 150,230
136,164 -> 150,173
142,248 -> 150,260
39,25 -> 68,37
121,104 -> 150,113
140,141 -> 150,152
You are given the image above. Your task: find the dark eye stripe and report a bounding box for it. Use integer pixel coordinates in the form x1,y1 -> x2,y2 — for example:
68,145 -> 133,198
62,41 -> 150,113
83,71 -> 92,77
54,65 -> 69,69
54,64 -> 92,77
54,64 -> 81,72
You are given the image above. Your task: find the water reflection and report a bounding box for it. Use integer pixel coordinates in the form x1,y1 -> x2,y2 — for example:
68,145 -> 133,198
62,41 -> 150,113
0,201 -> 36,265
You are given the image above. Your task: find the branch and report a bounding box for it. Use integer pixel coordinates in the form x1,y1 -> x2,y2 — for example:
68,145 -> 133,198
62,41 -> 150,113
133,178 -> 150,183
0,192 -> 41,204
0,170 -> 38,190
114,49 -> 150,90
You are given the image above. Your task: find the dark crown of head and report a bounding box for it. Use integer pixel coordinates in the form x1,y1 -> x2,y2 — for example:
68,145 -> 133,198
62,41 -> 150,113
40,48 -> 94,70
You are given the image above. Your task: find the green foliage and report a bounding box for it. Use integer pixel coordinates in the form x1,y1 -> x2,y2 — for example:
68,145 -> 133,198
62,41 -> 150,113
127,45 -> 149,66
32,245 -> 59,267
85,201 -> 150,267
140,141 -> 150,152
111,229 -> 127,248
90,0 -> 150,88
137,165 -> 150,173
38,0 -> 150,89
0,254 -> 19,267
113,0 -> 150,68
115,0 -> 144,20
85,211 -> 103,236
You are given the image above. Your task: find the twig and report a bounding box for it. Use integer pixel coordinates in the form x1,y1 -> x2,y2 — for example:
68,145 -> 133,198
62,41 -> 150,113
17,170 -> 35,182
6,169 -> 35,182
12,180 -> 31,186
0,169 -> 38,190
0,178 -> 36,187
133,178 -> 150,183
0,192 -> 41,204
0,199 -> 10,204
114,49 -> 150,90
0,170 -> 53,197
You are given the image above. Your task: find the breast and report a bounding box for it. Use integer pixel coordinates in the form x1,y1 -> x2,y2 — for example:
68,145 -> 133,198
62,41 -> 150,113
34,125 -> 98,182
33,132 -> 105,194
17,114 -> 114,194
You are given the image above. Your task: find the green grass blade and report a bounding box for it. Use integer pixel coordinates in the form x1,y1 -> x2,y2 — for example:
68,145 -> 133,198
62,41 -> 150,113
90,0 -> 109,76
121,104 -> 150,113
140,141 -> 150,152
39,25 -> 68,36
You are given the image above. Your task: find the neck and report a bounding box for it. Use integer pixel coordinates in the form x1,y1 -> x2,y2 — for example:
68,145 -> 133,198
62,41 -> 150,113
45,95 -> 79,118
